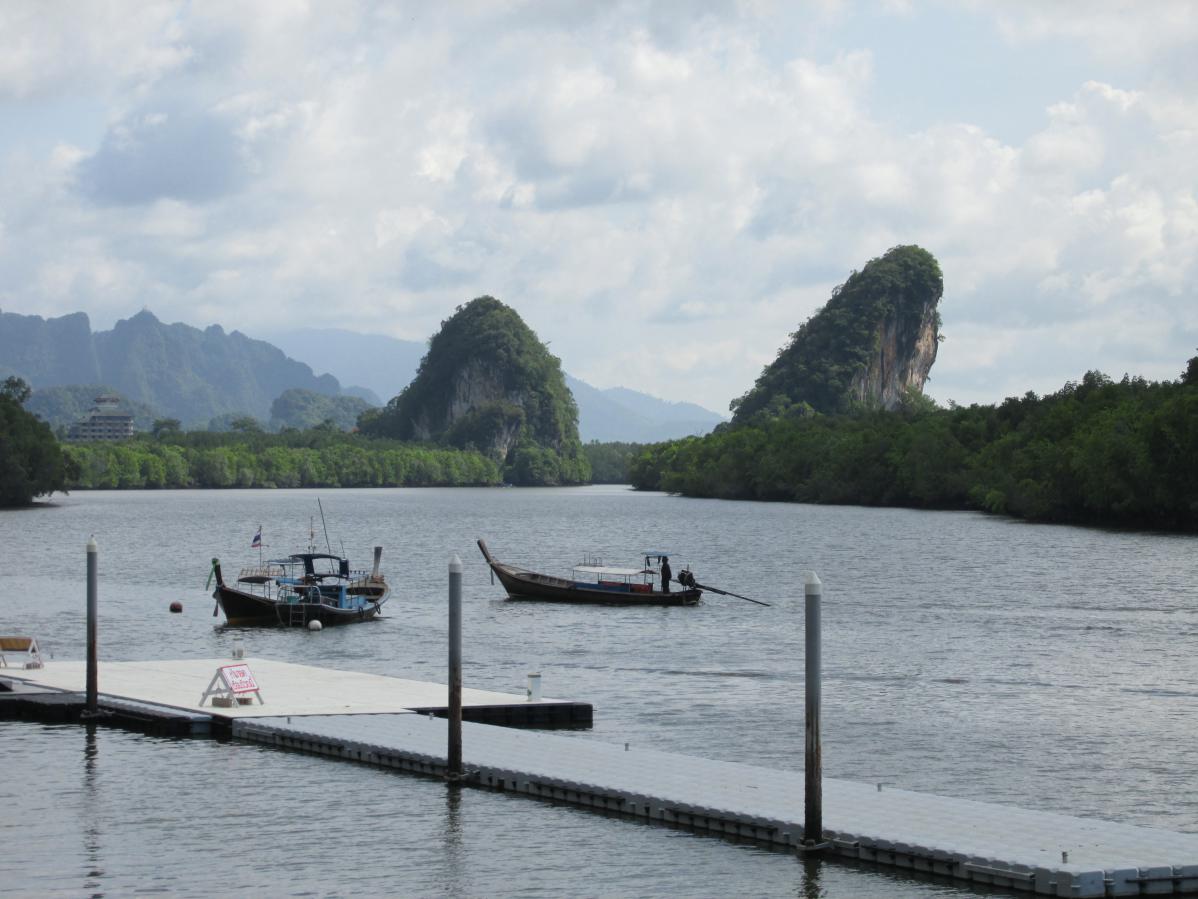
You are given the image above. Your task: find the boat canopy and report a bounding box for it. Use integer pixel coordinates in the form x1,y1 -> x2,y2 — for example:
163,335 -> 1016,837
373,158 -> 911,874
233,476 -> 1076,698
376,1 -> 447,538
289,553 -> 350,578
573,565 -> 649,577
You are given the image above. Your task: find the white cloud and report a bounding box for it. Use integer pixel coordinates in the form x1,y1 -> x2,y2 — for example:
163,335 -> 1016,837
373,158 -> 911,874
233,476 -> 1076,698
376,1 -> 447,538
0,2 -> 1195,412
0,1 -> 192,100
985,0 -> 1198,68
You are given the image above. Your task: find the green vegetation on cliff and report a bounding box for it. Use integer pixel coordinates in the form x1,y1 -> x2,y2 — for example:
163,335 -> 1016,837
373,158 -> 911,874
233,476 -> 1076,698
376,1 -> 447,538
731,245 -> 942,421
632,360 -> 1198,531
0,377 -> 68,505
270,388 -> 373,432
360,297 -> 589,485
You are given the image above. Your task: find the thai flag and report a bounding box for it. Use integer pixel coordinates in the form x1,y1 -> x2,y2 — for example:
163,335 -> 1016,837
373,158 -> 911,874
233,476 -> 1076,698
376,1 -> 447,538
251,527 -> 262,549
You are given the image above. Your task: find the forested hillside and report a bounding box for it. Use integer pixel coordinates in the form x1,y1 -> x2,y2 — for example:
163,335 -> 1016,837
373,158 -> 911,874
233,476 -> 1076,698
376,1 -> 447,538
270,389 -> 374,432
361,297 -> 589,485
633,361 -> 1198,531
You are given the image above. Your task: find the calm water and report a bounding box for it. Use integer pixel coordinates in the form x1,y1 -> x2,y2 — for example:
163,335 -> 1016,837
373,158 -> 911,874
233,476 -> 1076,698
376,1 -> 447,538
1,487 -> 1196,897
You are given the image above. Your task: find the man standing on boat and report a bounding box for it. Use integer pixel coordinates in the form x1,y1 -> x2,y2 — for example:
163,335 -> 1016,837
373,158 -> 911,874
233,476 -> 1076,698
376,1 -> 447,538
660,556 -> 672,593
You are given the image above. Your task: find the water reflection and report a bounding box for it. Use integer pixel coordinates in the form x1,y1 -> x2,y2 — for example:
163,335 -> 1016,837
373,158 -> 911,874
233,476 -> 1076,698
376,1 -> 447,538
440,783 -> 466,896
793,848 -> 825,899
82,723 -> 104,897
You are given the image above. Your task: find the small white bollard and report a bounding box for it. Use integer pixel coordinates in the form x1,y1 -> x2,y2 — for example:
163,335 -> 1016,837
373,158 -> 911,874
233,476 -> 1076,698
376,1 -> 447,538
526,672 -> 542,702
308,619 -> 323,632
231,640 -> 245,659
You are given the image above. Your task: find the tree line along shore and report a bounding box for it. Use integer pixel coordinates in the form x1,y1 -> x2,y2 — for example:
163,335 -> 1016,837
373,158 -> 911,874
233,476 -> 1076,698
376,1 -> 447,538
632,363 -> 1198,533
58,430 -> 642,490
3,366 -> 1196,533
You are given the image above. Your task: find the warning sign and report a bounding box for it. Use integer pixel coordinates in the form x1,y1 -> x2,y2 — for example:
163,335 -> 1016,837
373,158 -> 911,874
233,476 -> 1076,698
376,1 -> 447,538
199,663 -> 264,707
221,664 -> 259,693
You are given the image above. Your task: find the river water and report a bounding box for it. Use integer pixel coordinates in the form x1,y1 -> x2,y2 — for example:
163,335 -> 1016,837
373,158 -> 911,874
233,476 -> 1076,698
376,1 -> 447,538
1,487 -> 1196,897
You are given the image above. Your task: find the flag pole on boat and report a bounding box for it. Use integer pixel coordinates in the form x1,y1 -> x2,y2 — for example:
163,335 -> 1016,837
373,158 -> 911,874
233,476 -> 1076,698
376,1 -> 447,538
317,498 -> 332,554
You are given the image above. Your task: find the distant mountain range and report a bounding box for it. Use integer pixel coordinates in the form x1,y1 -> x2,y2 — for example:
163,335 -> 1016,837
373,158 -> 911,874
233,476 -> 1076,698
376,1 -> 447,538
563,376 -> 724,442
1,308 -> 724,441
259,328 -> 423,406
1,308 -> 342,427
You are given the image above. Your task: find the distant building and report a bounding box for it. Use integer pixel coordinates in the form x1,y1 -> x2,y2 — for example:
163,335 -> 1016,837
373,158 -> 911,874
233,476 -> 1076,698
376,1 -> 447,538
67,395 -> 135,442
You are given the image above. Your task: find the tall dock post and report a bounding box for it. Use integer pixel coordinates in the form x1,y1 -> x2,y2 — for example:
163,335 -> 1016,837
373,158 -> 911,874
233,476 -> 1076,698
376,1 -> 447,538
86,536 -> 99,714
802,570 -> 827,850
448,554 -> 463,780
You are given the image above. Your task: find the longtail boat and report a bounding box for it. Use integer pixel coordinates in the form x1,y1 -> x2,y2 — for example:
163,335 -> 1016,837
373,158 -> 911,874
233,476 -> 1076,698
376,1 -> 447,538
477,539 -> 701,606
211,548 -> 390,627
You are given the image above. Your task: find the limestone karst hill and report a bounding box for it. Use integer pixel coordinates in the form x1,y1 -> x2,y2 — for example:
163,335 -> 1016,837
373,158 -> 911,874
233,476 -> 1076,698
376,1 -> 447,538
731,245 -> 943,422
359,296 -> 588,485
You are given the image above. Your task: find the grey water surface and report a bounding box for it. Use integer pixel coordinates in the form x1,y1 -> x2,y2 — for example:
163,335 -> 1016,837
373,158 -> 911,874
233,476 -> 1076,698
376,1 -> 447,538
1,487 -> 1195,897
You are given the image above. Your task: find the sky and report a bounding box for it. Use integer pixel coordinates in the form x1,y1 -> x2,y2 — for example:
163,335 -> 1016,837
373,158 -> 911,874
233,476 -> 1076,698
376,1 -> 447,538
1,1 -> 1196,413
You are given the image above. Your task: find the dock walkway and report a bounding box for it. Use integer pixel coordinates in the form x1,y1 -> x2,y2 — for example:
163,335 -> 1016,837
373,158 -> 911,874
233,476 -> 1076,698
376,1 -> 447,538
236,712 -> 1198,897
0,658 -> 590,728
5,658 -> 1197,897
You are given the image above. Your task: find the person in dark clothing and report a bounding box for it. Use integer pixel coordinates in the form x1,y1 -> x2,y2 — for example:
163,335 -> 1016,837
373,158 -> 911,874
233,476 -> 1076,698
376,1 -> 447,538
660,556 -> 671,592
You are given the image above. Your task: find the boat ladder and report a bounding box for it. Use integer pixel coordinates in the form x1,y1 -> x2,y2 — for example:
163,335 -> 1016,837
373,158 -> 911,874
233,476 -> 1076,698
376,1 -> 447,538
285,603 -> 308,627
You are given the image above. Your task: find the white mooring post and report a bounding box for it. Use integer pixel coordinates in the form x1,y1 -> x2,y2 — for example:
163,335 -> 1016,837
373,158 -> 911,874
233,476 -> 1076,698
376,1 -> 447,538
448,554 -> 463,780
86,536 -> 98,714
802,570 -> 827,850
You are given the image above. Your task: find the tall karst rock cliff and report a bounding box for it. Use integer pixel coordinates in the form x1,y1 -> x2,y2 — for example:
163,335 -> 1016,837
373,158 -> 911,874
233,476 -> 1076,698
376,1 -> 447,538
360,296 -> 589,485
731,245 -> 942,422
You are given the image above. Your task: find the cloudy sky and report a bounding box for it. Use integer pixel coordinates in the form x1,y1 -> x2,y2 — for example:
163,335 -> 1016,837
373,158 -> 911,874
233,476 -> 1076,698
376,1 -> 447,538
2,1 -> 1195,412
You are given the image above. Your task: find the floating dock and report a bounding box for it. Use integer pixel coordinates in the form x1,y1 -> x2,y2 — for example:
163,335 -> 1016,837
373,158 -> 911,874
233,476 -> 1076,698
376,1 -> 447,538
0,658 -> 592,731
233,713 -> 1198,897
4,659 -> 1197,897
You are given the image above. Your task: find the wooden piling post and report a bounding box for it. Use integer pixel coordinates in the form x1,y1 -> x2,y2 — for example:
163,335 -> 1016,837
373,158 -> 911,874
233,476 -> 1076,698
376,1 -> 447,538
86,536 -> 98,714
803,570 -> 826,849
448,553 -> 463,780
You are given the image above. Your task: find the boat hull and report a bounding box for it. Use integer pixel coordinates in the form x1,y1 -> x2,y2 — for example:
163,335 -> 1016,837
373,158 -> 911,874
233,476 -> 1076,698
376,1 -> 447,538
214,584 -> 388,627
